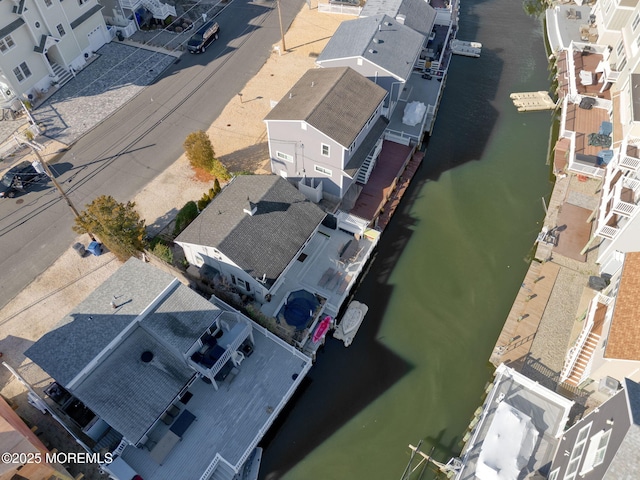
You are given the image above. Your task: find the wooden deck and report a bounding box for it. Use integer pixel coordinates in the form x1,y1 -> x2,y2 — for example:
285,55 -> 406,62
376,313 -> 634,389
490,261 -> 561,368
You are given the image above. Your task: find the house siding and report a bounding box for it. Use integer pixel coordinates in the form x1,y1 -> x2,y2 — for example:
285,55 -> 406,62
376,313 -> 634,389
266,120 -> 346,199
266,96 -> 385,200
0,0 -> 108,101
177,241 -> 269,302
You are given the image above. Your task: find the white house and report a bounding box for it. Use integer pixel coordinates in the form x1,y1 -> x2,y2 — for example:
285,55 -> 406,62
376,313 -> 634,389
0,0 -> 110,104
174,175 -> 327,304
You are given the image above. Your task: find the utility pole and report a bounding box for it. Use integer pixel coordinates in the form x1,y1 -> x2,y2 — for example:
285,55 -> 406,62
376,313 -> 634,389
21,139 -> 96,241
276,0 -> 286,52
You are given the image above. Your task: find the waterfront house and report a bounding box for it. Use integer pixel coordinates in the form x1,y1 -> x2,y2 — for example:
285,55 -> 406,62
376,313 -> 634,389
174,175 -> 327,304
359,0 -> 437,39
560,251 -> 640,388
264,67 -> 388,202
0,0 -> 109,105
315,15 -> 426,118
455,363 -> 573,480
548,378 -> 640,480
25,258 -> 312,480
584,130 -> 640,266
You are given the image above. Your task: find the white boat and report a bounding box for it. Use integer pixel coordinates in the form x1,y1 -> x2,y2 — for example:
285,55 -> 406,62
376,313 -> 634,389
333,301 -> 369,347
451,39 -> 482,58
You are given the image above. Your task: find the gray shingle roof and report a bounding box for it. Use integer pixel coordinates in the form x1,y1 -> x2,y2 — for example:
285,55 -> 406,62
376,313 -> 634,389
264,67 -> 387,148
73,327 -> 195,444
316,15 -> 425,82
360,0 -> 437,37
25,259 -> 177,386
175,175 -> 326,288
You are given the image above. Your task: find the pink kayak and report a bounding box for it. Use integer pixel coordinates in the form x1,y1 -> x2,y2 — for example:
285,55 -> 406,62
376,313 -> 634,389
312,316 -> 332,343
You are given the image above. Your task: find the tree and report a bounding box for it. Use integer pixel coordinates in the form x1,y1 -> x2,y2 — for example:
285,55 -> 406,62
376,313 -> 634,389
73,195 -> 146,261
173,201 -> 199,236
183,130 -> 231,181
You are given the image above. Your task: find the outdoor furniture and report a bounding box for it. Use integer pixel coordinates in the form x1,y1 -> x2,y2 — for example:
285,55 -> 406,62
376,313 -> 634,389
318,268 -> 335,288
150,430 -> 180,464
598,121 -> 613,136
170,409 -> 196,437
340,240 -> 361,263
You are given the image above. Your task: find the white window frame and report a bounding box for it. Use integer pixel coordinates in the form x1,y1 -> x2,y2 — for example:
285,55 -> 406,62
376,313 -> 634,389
548,468 -> 559,480
44,0 -> 53,7
57,24 -> 66,37
564,423 -> 592,480
321,143 -> 330,157
276,151 -> 293,163
632,13 -> 640,31
314,165 -> 332,176
593,429 -> 611,467
0,35 -> 16,54
13,62 -> 31,83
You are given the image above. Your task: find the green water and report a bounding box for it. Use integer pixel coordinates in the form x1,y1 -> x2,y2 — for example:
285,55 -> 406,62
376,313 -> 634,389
262,1 -> 555,479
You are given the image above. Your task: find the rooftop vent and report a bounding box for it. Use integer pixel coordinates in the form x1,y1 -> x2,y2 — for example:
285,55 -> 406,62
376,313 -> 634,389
368,49 -> 377,54
141,351 -> 154,363
373,38 -> 381,44
395,14 -> 406,25
385,21 -> 392,26
243,197 -> 257,216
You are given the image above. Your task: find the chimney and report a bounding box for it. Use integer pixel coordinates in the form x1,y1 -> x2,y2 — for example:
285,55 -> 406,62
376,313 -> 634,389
243,196 -> 257,216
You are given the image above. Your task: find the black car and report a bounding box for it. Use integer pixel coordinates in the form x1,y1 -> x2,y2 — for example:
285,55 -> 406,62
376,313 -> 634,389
187,21 -> 220,53
0,161 -> 46,198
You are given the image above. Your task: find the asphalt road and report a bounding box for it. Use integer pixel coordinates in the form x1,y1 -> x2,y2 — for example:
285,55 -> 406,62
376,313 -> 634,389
0,0 -> 304,310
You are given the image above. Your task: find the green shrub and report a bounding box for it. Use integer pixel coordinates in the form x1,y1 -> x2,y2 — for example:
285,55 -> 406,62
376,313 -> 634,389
152,242 -> 173,264
173,201 -> 199,236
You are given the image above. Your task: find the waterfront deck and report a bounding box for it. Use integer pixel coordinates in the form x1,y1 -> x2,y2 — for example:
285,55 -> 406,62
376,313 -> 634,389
490,261 -> 561,368
552,203 -> 592,262
350,140 -> 414,222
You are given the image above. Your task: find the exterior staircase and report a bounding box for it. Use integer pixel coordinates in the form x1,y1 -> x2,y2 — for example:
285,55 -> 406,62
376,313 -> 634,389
92,427 -> 123,453
209,460 -> 236,480
355,138 -> 383,184
141,0 -> 177,19
50,63 -> 73,88
564,330 -> 600,387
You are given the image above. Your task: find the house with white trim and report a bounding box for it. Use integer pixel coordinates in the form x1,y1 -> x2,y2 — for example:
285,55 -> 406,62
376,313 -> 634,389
264,66 -> 388,202
0,0 -> 110,104
25,258 -> 312,480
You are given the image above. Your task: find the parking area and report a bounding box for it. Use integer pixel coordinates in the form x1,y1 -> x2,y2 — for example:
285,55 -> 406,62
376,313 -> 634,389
30,42 -> 177,146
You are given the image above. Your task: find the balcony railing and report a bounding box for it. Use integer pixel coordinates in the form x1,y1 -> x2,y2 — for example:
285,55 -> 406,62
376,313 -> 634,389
560,295 -> 602,383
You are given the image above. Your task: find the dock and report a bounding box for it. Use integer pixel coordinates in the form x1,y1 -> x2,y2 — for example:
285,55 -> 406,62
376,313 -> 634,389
510,91 -> 557,112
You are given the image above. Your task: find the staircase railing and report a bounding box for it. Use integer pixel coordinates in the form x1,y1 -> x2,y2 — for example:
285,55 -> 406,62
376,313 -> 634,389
560,296 -> 598,382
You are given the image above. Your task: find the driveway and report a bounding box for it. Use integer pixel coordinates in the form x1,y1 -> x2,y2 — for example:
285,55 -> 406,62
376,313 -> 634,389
32,43 -> 177,146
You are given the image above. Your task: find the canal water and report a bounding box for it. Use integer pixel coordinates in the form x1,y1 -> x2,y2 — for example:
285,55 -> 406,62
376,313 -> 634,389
260,0 -> 553,478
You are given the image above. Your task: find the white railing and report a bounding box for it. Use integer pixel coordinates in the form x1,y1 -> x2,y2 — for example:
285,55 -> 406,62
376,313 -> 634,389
560,297 -> 598,382
317,3 -> 361,15
569,159 -> 605,178
384,129 -> 413,146
118,0 -> 140,9
141,0 -> 176,19
597,225 -> 619,239
200,453 -> 222,480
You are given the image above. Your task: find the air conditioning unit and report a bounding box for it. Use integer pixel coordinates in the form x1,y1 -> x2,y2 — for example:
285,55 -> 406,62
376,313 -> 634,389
598,376 -> 620,396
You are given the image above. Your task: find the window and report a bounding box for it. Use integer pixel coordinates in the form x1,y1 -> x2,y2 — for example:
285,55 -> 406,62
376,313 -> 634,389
276,151 -> 293,163
616,40 -> 625,57
321,144 -> 330,157
314,165 -> 332,176
44,0 -> 52,6
633,14 -> 640,31
548,469 -> 559,480
593,429 -> 611,466
79,0 -> 87,4
0,35 -> 16,54
564,423 -> 591,480
57,24 -> 66,37
13,62 -> 32,83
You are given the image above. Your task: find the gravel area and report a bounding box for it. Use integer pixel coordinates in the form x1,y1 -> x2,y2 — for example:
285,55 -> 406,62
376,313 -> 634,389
32,43 -> 176,145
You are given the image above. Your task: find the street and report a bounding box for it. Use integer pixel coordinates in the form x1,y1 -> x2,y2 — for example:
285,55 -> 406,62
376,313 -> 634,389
0,0 -> 304,310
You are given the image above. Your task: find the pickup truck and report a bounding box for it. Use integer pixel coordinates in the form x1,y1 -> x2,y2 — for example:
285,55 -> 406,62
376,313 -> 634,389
0,161 -> 46,198
187,21 -> 220,54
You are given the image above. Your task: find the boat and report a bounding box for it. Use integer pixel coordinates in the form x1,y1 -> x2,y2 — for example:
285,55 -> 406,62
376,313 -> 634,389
312,316 -> 332,343
333,301 -> 369,347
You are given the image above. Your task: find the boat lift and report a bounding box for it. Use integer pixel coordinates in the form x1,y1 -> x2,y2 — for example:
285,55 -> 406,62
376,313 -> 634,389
400,440 -> 462,480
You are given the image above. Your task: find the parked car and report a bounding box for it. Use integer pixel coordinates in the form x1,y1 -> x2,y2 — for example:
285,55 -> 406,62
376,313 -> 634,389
0,161 -> 46,198
187,21 -> 220,53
